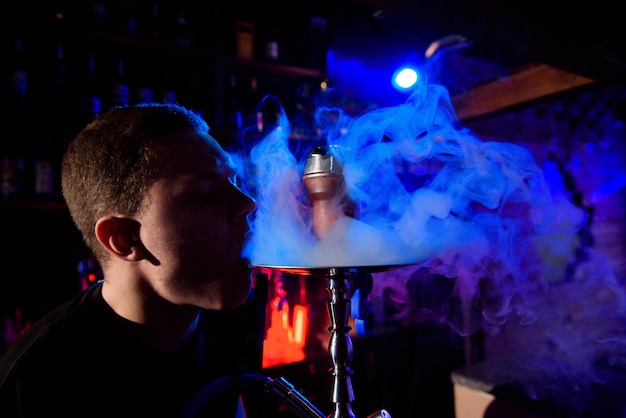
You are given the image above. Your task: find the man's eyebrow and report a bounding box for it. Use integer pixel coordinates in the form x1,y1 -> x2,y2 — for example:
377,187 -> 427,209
194,158 -> 234,180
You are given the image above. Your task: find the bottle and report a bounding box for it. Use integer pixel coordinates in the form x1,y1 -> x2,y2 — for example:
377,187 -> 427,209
134,55 -> 155,104
90,2 -> 108,32
197,6 -> 224,51
308,16 -> 329,71
135,85 -> 154,104
1,38 -> 29,201
110,57 -> 130,108
264,26 -> 279,62
7,38 -> 29,110
52,42 -> 68,110
78,51 -> 103,128
158,65 -> 177,104
174,8 -> 192,46
235,20 -> 254,59
75,2 -> 108,32
33,42 -> 69,202
226,73 -> 243,131
114,0 -> 138,37
33,132 -> 56,201
139,1 -> 164,42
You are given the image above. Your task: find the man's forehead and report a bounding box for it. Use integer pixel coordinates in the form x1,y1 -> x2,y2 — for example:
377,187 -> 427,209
155,132 -> 234,174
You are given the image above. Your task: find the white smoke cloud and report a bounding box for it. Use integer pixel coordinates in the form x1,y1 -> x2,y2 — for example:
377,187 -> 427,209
229,77 -> 626,414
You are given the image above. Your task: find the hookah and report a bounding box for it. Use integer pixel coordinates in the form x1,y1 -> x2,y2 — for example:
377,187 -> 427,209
183,146 -> 394,418
261,146 -> 395,418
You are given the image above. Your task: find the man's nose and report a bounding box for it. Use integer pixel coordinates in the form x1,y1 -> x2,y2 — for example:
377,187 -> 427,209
233,186 -> 257,223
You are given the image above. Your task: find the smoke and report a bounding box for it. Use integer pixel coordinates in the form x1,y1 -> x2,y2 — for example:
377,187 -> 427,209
228,76 -> 626,413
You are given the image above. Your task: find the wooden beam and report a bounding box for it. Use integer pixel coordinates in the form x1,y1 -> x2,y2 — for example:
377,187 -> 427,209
451,64 -> 595,121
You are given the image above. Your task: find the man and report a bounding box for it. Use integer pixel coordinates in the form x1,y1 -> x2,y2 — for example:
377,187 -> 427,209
0,103 -> 262,417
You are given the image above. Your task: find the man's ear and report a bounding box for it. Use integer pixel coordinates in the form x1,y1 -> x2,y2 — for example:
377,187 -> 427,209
95,216 -> 145,261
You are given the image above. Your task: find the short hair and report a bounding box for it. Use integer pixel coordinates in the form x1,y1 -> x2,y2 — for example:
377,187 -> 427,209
61,103 -> 211,263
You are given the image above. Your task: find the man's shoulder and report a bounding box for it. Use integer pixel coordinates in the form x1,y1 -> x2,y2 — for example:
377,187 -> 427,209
0,283 -> 105,385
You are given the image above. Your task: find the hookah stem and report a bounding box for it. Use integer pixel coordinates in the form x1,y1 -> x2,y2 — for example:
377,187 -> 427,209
327,268 -> 356,418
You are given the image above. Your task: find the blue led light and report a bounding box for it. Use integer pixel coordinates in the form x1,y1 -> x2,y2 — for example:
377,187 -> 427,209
392,67 -> 419,90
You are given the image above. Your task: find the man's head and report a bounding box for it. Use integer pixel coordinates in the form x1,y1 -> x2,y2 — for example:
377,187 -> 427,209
62,103 -> 256,309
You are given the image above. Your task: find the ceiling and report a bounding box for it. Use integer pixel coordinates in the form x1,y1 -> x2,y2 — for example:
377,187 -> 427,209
343,0 -> 626,78
317,0 -> 626,119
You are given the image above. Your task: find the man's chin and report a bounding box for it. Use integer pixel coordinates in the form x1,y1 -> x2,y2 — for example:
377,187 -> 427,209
233,258 -> 253,296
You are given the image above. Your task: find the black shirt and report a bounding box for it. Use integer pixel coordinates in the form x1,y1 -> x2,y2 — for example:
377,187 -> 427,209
0,282 -> 265,417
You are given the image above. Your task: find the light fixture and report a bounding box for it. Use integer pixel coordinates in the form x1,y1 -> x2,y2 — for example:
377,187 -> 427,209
425,34 -> 471,58
392,66 -> 419,91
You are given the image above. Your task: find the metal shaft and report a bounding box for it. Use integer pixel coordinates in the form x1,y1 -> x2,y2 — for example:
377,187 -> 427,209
326,268 -> 356,418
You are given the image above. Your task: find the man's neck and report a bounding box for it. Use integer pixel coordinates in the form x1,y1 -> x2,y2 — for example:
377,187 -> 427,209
101,277 -> 201,352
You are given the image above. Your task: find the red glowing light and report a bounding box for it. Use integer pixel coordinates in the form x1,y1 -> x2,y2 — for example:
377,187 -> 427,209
262,271 -> 309,369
